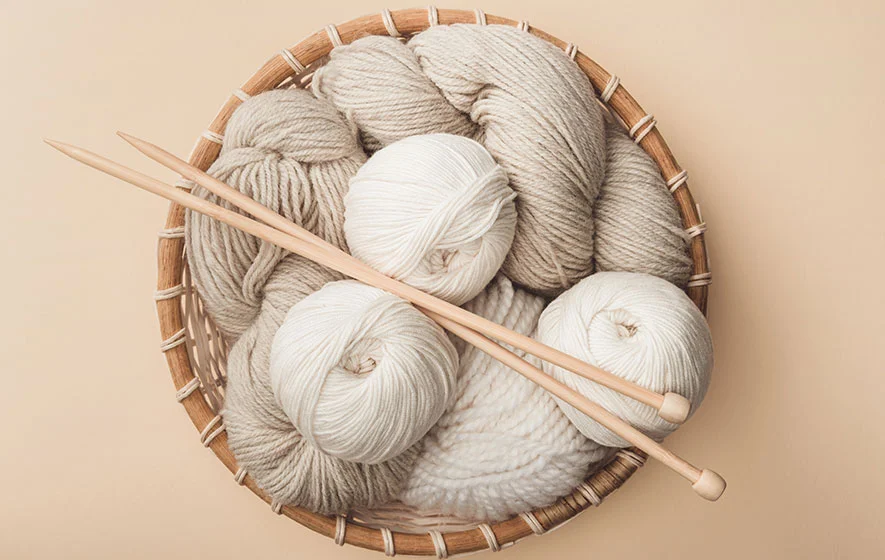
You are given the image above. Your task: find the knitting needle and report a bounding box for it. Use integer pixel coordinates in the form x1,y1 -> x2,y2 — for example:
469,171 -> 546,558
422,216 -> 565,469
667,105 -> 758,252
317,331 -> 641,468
114,132 -> 691,426
45,138 -> 726,501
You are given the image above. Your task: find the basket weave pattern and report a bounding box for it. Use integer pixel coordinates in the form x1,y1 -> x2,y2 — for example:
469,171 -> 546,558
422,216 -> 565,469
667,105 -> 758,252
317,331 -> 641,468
154,8 -> 711,556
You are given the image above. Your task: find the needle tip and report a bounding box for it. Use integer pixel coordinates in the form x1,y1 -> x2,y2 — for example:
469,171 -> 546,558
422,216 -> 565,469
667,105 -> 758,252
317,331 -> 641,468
692,469 -> 726,501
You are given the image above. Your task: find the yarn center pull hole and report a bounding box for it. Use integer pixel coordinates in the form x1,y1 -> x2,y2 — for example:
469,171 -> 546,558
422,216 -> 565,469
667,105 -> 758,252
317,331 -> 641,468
596,308 -> 642,340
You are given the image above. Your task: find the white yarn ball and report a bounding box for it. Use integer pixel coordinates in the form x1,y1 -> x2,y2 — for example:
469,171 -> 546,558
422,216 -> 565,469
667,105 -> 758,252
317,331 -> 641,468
269,280 -> 458,464
536,272 -> 713,446
400,275 -> 608,521
345,133 -> 517,305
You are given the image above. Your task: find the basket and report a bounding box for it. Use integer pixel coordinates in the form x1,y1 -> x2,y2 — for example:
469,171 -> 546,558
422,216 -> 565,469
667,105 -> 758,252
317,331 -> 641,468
154,7 -> 711,557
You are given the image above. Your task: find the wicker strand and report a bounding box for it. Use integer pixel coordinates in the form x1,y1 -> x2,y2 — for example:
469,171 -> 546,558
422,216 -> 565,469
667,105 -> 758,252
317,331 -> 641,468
158,225 -> 185,239
154,285 -> 184,301
159,328 -> 186,352
325,24 -> 343,48
271,500 -> 283,515
474,8 -> 487,25
234,466 -> 248,485
201,130 -> 224,144
381,527 -> 395,556
629,114 -> 657,144
174,178 -> 194,191
577,481 -> 603,506
232,89 -> 251,102
381,9 -> 401,37
667,169 -> 689,193
600,75 -> 620,103
564,43 -> 578,60
687,272 -> 713,288
199,414 -> 225,447
519,512 -> 545,535
334,515 -> 347,546
428,530 -> 448,559
175,377 -> 201,402
685,222 -> 707,239
516,20 -> 530,32
280,48 -> 306,73
478,524 -> 500,552
617,449 -> 647,468
427,6 -> 439,26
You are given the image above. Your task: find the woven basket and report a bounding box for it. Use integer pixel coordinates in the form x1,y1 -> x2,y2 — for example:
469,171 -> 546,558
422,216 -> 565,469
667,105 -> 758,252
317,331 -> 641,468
154,7 -> 711,557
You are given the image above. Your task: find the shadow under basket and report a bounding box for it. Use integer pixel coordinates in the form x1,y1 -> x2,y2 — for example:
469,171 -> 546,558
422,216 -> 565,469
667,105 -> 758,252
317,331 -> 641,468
154,7 -> 712,557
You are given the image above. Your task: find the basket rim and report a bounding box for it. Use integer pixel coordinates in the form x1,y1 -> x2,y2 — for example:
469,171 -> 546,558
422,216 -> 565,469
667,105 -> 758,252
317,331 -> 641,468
155,7 -> 710,557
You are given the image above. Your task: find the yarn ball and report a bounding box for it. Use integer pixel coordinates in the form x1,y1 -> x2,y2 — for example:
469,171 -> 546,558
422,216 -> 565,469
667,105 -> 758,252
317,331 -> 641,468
345,134 -> 517,305
187,90 -> 418,514
270,280 -> 458,464
400,275 -> 609,521
594,117 -> 692,287
314,24 -> 607,296
536,272 -> 713,446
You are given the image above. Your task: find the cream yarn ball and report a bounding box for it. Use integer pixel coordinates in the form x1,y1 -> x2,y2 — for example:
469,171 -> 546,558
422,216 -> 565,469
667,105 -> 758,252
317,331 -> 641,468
344,134 -> 517,306
270,280 -> 458,465
536,272 -> 713,446
400,275 -> 608,522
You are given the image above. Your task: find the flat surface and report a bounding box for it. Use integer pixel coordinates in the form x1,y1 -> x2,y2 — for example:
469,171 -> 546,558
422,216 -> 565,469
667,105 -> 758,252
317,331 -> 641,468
2,1 -> 883,558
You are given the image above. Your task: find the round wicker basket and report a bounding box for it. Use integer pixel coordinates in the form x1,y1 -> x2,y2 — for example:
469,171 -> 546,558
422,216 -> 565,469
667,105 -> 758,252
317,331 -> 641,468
154,7 -> 711,557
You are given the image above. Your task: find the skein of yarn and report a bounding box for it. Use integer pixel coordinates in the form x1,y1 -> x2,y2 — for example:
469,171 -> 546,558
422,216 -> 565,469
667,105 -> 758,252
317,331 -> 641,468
270,280 -> 458,464
188,90 -> 419,514
314,24 -> 606,296
400,275 -> 609,522
594,117 -> 692,287
345,134 -> 517,305
536,272 -> 713,446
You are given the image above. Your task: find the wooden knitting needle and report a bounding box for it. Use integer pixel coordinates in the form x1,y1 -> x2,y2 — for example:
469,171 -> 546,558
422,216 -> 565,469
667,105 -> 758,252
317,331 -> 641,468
114,132 -> 691,426
45,138 -> 726,501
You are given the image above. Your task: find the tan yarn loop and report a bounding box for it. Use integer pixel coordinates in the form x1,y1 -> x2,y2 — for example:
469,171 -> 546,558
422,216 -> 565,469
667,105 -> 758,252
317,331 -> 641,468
156,8 -> 710,556
173,178 -> 194,191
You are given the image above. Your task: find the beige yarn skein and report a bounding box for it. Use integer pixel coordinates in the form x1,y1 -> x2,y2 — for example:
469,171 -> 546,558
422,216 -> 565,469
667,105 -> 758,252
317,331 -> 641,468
187,90 -> 421,514
314,24 -> 607,296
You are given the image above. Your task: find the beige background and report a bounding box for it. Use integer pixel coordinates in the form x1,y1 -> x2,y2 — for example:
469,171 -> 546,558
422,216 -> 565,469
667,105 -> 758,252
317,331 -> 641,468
2,0 -> 883,558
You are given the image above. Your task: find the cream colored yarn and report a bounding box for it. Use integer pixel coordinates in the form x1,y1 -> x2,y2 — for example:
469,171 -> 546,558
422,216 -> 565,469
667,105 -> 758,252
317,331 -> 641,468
270,280 -> 458,464
536,272 -> 713,446
187,90 -> 418,514
400,275 -> 609,521
594,117 -> 692,287
314,25 -> 607,296
345,134 -> 517,305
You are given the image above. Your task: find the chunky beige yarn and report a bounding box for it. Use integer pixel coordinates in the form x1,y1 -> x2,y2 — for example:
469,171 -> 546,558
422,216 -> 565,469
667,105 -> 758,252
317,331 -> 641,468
536,272 -> 713,446
187,89 -> 417,514
400,275 -> 609,521
314,25 -> 607,296
345,134 -> 517,305
270,280 -> 458,465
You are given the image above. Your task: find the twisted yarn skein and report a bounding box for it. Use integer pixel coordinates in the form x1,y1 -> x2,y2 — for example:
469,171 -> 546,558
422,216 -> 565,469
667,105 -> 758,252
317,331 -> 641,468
314,24 -> 607,296
270,280 -> 458,464
187,90 -> 418,514
345,134 -> 517,305
400,275 -> 609,521
536,272 -> 713,446
594,117 -> 692,287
